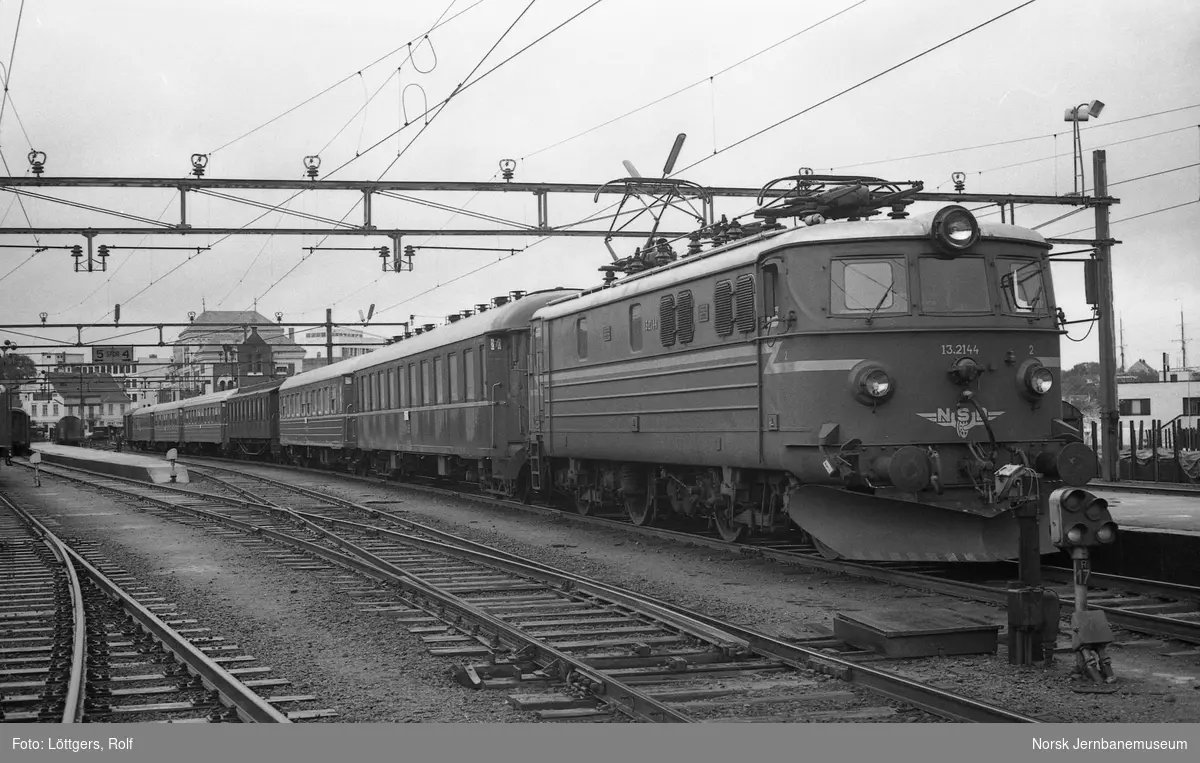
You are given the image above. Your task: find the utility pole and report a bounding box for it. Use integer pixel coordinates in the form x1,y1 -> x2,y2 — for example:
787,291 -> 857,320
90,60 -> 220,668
1119,315 -> 1126,372
325,309 -> 334,368
1176,307 -> 1188,370
1093,150 -> 1119,482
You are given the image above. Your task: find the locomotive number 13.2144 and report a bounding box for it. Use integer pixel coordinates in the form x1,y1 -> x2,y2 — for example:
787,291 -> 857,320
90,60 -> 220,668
940,343 -> 979,355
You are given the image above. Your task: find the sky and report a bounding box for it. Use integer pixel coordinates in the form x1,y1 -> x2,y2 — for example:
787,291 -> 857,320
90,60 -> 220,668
0,0 -> 1197,372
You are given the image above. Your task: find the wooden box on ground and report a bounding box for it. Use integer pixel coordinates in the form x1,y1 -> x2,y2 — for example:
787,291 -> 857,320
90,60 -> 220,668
832,608 -> 1000,658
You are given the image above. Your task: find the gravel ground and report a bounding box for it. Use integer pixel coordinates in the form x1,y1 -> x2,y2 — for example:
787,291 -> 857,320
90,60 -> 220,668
6,459 -> 1200,723
240,465 -> 1200,724
0,468 -> 538,723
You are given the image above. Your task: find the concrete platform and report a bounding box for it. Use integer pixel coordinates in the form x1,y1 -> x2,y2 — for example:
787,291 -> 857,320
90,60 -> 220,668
30,443 -> 190,484
1098,489 -> 1200,536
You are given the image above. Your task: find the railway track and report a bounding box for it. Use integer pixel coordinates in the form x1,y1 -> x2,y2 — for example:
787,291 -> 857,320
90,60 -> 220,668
0,491 -> 331,723
177,457 -> 1200,648
13,458 -> 1035,723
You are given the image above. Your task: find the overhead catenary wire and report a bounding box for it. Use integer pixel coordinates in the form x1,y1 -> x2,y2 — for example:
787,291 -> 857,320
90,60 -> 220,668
518,0 -> 872,163
206,0 -> 488,156
111,1 -> 598,320
1055,199 -> 1199,238
669,0 -> 1042,178
247,0 -> 545,307
252,0 -> 606,311
321,0 -> 607,180
827,104 -> 1200,172
0,0 -> 26,137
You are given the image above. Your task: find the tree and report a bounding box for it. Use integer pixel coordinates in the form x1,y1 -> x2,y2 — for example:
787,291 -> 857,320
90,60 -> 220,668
1062,362 -> 1101,417
0,352 -> 36,384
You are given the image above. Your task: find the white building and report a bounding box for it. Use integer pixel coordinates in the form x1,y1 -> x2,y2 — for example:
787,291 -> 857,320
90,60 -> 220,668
1117,374 -> 1200,448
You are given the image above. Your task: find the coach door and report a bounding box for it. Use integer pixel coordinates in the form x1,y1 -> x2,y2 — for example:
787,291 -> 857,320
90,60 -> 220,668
342,374 -> 356,446
529,319 -> 548,435
508,331 -> 528,443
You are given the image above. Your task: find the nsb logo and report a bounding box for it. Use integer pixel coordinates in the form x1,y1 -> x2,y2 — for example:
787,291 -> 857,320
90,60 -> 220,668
916,407 -> 1004,438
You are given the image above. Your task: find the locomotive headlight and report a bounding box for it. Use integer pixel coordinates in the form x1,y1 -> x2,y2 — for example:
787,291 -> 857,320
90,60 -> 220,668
1025,365 -> 1054,395
930,205 -> 980,254
863,369 -> 892,398
849,362 -> 896,405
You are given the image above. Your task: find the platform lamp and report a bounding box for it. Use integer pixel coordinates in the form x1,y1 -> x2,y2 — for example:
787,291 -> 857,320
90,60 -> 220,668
1064,100 -> 1104,196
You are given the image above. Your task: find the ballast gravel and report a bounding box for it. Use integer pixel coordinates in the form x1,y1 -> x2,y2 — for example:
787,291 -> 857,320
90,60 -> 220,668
5,461 -> 1199,724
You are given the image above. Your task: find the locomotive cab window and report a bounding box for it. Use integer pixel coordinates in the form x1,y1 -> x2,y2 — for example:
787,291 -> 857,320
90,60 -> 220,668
918,256 -> 991,314
999,258 -> 1048,314
577,317 -> 588,359
762,263 -> 780,319
830,258 -> 909,315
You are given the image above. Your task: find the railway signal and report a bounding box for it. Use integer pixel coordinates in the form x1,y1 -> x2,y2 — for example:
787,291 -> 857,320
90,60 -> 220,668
1049,487 -> 1118,685
1048,488 -> 1117,549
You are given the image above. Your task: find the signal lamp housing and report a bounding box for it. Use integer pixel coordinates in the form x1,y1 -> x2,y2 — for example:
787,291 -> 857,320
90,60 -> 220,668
1048,487 -> 1117,549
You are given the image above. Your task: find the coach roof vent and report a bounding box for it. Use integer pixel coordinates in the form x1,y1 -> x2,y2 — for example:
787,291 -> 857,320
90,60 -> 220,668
476,303 -> 489,313
460,309 -> 474,318
414,327 -> 425,335
447,314 -> 461,323
423,323 -> 436,332
493,295 -> 510,307
509,290 -> 526,301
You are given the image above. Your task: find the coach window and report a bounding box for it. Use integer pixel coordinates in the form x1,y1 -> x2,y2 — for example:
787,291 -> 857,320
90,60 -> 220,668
449,353 -> 461,403
831,258 -> 910,316
386,368 -> 395,409
464,349 -> 476,401
434,356 -> 445,404
577,317 -> 588,359
421,360 -> 432,405
409,364 -> 418,407
629,304 -> 643,351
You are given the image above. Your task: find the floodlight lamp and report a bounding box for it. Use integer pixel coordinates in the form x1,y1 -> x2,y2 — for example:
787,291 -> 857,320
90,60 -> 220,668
1086,100 -> 1104,118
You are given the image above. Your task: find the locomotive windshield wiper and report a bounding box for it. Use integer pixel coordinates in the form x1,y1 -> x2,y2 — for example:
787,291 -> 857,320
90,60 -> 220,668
864,279 -> 897,325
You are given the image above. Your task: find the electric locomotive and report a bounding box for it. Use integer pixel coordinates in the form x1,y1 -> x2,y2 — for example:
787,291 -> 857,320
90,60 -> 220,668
532,174 -> 1095,562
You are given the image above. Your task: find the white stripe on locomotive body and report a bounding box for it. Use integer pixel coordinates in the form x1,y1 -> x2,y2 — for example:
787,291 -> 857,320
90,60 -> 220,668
531,214 -> 1047,322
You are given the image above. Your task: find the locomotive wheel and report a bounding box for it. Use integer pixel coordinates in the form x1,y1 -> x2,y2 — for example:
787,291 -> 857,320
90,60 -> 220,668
625,491 -> 655,526
713,506 -> 747,543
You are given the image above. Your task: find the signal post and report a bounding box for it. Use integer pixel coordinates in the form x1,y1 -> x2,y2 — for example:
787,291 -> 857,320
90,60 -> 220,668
1048,487 -> 1119,684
